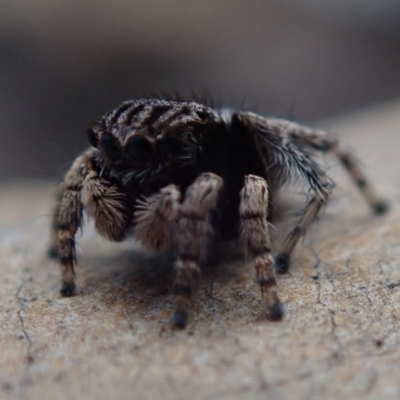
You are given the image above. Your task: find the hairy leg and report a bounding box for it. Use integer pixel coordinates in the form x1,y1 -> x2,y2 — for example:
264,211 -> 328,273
50,150 -> 130,296
50,151 -> 92,296
262,118 -> 389,214
239,175 -> 283,320
173,172 -> 223,329
275,188 -> 332,274
236,111 -> 387,274
48,196 -> 62,259
236,112 -> 336,273
133,184 -> 181,251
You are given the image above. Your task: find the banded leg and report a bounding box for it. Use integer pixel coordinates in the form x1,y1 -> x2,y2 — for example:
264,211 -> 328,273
236,112 -> 387,275
51,150 -> 130,296
239,175 -> 283,320
133,184 -> 181,251
264,118 -> 389,214
329,142 -> 388,214
51,151 -> 93,296
173,173 -> 223,329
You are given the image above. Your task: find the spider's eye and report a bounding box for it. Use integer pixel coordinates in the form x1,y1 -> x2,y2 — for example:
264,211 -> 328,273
100,132 -> 121,160
126,136 -> 154,164
87,128 -> 98,148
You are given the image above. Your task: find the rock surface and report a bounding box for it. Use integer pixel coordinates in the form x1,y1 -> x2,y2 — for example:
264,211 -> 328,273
1,100 -> 400,400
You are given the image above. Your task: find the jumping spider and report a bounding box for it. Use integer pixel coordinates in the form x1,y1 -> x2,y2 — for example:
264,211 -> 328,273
49,98 -> 388,329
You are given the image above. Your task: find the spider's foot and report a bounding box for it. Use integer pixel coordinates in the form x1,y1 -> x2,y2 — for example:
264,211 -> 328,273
267,301 -> 284,321
47,245 -> 59,259
173,283 -> 192,329
173,309 -> 188,329
264,287 -> 284,321
60,281 -> 76,297
275,252 -> 291,274
372,200 -> 390,215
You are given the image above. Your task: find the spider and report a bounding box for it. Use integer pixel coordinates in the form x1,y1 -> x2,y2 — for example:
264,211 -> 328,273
49,98 -> 388,329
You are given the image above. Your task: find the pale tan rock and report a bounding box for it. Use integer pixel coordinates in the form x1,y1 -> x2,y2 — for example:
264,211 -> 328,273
1,100 -> 400,400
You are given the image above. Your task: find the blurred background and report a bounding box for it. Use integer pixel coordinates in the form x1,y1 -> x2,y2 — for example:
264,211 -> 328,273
1,0 -> 400,181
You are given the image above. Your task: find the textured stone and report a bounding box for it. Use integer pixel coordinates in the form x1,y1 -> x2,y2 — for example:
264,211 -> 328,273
1,100 -> 400,400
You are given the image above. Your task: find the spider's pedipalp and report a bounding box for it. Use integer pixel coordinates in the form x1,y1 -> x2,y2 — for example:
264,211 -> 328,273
133,184 -> 181,251
173,172 -> 223,329
82,174 -> 130,242
239,175 -> 283,320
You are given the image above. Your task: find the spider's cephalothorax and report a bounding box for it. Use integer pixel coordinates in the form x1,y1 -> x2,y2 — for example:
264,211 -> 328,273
49,98 -> 388,329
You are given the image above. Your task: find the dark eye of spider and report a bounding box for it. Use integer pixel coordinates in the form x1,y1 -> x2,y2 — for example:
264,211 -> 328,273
87,128 -> 98,148
126,136 -> 154,164
100,132 -> 121,160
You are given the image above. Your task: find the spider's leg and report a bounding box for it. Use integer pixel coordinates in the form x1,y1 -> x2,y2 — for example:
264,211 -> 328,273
272,143 -> 335,274
133,185 -> 181,251
49,150 -> 93,296
264,118 -> 389,215
48,196 -> 63,259
275,184 -> 333,274
173,172 -> 223,329
235,111 -> 336,274
239,175 -> 283,320
50,149 -> 130,296
237,111 -> 388,273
